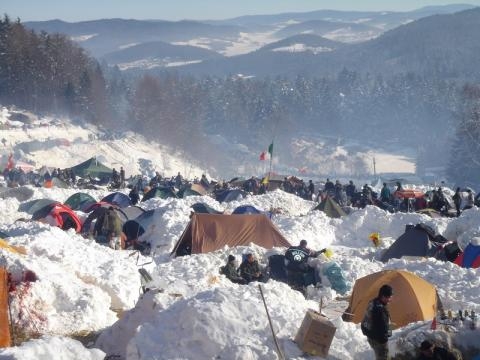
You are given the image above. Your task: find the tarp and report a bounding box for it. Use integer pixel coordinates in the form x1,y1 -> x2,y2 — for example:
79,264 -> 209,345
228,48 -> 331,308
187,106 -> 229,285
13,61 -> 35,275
381,226 -> 433,262
172,213 -> 291,256
454,243 -> 480,268
0,186 -> 34,201
345,270 -> 437,329
191,203 -> 223,214
32,203 -> 82,232
101,192 -> 132,208
18,199 -> 58,215
64,193 -> 97,211
314,196 -> 346,218
142,187 -> 178,202
0,267 -> 11,347
69,157 -> 112,179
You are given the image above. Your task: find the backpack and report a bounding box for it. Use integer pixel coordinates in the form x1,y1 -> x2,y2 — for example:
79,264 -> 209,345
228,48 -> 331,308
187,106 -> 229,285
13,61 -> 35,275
361,301 -> 374,337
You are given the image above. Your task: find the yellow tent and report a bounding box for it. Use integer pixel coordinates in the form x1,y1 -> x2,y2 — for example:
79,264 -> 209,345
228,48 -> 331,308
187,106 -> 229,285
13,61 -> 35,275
345,270 -> 437,329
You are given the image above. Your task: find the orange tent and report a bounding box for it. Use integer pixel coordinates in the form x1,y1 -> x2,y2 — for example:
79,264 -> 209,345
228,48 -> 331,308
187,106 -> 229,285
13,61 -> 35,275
172,214 -> 291,256
0,268 -> 11,347
345,270 -> 437,329
394,189 -> 424,199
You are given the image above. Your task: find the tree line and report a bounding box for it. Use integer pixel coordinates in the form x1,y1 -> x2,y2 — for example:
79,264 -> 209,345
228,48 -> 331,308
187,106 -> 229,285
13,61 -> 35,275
1,15 -> 479,184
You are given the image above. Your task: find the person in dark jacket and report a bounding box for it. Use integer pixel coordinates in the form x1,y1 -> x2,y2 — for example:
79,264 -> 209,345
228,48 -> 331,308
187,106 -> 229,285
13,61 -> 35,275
129,187 -> 140,205
417,340 -> 458,360
220,255 -> 246,284
239,253 -> 266,283
380,183 -> 392,204
452,187 -> 462,217
362,284 -> 393,360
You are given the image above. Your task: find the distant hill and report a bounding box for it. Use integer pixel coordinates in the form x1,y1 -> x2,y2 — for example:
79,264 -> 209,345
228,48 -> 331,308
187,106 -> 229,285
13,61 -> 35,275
102,41 -> 223,70
176,7 -> 480,79
24,19 -> 243,57
258,34 -> 343,53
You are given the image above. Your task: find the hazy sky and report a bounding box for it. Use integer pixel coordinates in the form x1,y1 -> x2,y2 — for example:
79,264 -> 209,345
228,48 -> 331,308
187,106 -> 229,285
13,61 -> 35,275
3,0 -> 480,22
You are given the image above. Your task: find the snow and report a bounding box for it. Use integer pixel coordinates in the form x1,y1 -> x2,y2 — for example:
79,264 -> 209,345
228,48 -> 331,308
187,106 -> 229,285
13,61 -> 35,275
271,44 -> 333,54
0,107 -> 479,359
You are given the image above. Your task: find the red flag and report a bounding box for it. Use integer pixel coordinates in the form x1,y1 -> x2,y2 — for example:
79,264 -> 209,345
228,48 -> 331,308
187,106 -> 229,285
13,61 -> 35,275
259,151 -> 266,161
6,153 -> 14,170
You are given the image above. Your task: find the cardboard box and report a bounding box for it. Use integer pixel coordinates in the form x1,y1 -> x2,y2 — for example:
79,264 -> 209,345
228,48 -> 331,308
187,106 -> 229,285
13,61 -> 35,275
295,309 -> 336,357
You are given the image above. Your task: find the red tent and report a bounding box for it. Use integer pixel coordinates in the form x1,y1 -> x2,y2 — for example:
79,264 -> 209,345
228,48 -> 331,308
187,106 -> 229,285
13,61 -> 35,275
394,189 -> 424,199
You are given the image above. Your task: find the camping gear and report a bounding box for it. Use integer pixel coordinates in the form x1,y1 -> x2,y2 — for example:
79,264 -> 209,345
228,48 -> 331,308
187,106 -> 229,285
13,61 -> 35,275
31,203 -> 82,232
314,196 -> 346,218
64,192 -> 97,211
295,310 -> 336,357
394,189 -> 425,199
142,187 -> 178,202
369,232 -> 381,247
101,192 -> 132,208
215,189 -> 246,203
268,254 -> 287,281
171,214 -> 291,256
81,204 -> 129,235
0,267 -> 11,347
232,205 -> 262,215
454,243 -> 480,268
68,157 -> 112,179
344,269 -> 437,329
381,224 -> 439,262
321,262 -> 350,295
18,199 -> 58,215
191,203 -> 223,214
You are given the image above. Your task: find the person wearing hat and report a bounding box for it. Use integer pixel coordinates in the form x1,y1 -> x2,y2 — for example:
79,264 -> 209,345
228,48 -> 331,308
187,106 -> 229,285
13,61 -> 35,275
417,340 -> 458,360
220,255 -> 246,284
361,284 -> 394,360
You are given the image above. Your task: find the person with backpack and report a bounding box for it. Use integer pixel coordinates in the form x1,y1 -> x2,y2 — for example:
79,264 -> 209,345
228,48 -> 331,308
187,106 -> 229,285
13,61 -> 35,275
361,284 -> 394,360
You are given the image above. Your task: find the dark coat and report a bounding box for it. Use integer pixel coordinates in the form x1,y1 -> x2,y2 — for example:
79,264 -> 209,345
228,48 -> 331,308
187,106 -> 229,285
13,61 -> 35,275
239,260 -> 263,282
417,346 -> 457,360
363,297 -> 391,344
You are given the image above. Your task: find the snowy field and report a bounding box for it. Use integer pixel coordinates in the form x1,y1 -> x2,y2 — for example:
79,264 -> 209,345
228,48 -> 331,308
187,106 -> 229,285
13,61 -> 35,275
0,107 -> 479,359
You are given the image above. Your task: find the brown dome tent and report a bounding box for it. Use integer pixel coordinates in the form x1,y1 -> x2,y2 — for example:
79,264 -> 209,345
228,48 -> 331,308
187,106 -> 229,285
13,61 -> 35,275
344,270 -> 437,329
171,214 -> 291,256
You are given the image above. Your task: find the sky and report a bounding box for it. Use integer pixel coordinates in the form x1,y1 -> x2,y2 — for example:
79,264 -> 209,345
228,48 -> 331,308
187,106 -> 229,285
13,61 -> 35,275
2,0 -> 480,22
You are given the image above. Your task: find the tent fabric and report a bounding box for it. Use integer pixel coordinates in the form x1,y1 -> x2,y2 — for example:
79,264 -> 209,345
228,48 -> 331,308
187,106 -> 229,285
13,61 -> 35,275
172,213 -> 291,256
32,203 -> 82,232
0,267 -> 11,347
232,205 -> 262,215
0,186 -> 34,202
380,227 -> 432,262
416,208 -> 442,218
101,192 -> 132,208
81,205 -> 128,235
122,220 -> 146,241
69,157 -> 112,179
394,189 -> 425,199
314,196 -> 347,218
18,199 -> 58,215
191,203 -> 223,214
345,270 -> 437,329
454,243 -> 480,268
50,177 -> 69,189
120,206 -> 146,220
215,189 -> 246,203
142,187 -> 178,202
177,187 -> 202,199
64,193 -> 97,211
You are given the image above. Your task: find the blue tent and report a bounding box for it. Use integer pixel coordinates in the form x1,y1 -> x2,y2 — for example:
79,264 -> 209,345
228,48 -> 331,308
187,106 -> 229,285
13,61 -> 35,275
232,205 -> 262,215
101,192 -> 132,208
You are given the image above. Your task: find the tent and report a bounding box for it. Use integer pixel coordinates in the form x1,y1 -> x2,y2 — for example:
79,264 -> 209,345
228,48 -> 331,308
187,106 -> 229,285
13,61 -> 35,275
191,203 -> 223,214
380,224 -> 437,262
142,187 -> 178,202
0,186 -> 34,202
122,209 -> 158,242
232,205 -> 262,215
215,189 -> 246,203
416,208 -> 442,218
171,213 -> 291,256
32,203 -> 82,232
69,157 -> 112,179
64,193 -> 97,211
344,270 -> 437,329
101,192 -> 132,208
120,206 -> 145,220
314,196 -> 346,218
454,243 -> 480,268
394,189 -> 425,199
18,199 -> 58,215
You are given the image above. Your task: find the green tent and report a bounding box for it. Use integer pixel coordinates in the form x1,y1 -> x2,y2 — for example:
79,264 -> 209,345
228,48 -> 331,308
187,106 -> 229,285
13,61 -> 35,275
64,192 -> 97,211
314,196 -> 347,218
69,157 -> 112,179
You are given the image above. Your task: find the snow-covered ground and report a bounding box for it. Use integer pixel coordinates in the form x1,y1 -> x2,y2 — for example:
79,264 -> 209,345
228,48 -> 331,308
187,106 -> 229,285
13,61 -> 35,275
0,107 -> 478,359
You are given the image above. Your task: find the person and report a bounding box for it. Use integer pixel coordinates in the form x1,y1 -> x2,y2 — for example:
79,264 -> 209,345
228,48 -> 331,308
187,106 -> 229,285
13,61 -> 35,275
102,207 -> 123,248
307,180 -> 315,199
324,178 -> 335,194
345,180 -> 356,204
452,187 -> 462,217
220,255 -> 246,284
464,189 -> 474,210
119,167 -> 125,188
129,187 -> 140,205
175,172 -> 183,188
380,183 -> 392,204
284,240 -> 326,286
239,253 -> 266,283
417,340 -> 458,360
361,284 -> 393,360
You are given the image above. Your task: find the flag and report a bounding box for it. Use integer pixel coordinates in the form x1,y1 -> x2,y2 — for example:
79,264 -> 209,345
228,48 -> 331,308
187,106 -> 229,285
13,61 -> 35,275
268,142 -> 273,156
6,153 -> 14,170
261,176 -> 269,185
259,151 -> 266,161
